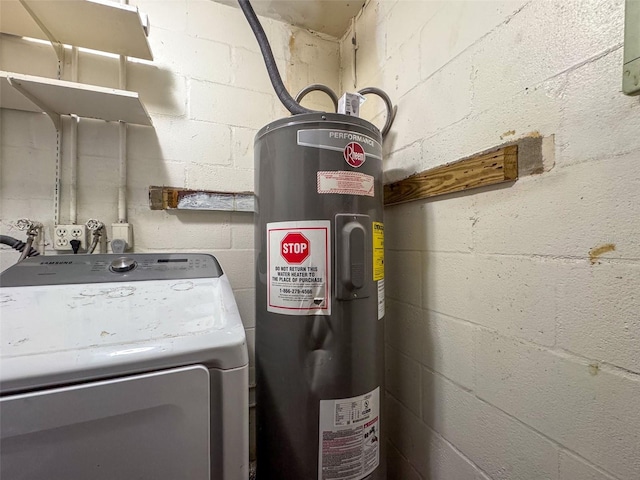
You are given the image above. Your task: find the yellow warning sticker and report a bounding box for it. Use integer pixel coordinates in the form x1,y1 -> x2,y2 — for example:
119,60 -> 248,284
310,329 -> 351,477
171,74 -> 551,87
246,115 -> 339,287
373,222 -> 384,281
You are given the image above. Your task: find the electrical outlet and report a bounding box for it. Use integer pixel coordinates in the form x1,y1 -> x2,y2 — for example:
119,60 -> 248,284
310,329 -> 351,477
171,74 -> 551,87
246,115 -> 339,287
111,223 -> 133,251
54,224 -> 87,251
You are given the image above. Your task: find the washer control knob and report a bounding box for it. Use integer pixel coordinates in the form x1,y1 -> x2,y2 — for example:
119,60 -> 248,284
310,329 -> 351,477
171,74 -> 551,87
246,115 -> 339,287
110,257 -> 137,273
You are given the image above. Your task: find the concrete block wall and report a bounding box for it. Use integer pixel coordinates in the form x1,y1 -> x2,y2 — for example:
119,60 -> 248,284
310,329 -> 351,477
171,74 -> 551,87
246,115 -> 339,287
340,1 -> 640,479
0,0 -> 340,458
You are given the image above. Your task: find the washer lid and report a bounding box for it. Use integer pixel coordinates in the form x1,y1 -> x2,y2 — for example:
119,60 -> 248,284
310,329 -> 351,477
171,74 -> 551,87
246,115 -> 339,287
0,275 -> 248,394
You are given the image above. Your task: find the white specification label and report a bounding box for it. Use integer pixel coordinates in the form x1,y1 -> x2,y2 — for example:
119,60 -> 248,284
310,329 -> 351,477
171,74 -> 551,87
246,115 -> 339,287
377,279 -> 385,320
318,388 -> 380,480
317,171 -> 375,197
267,220 -> 331,316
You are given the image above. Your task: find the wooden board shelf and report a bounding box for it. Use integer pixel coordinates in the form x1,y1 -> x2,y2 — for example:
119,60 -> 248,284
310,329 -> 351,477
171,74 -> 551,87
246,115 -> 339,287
0,0 -> 152,60
384,146 -> 519,206
1,71 -> 153,126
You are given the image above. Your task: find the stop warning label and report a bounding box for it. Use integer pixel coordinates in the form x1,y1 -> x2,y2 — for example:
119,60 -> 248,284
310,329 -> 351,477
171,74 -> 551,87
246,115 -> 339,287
267,220 -> 331,316
281,232 -> 310,263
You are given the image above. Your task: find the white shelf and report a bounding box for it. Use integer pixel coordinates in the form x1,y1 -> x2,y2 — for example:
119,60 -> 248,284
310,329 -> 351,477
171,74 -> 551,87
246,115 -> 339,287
0,0 -> 152,60
1,71 -> 152,126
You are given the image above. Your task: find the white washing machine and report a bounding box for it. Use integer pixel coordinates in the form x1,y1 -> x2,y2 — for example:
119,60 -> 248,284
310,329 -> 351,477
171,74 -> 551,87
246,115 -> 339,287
0,253 -> 248,480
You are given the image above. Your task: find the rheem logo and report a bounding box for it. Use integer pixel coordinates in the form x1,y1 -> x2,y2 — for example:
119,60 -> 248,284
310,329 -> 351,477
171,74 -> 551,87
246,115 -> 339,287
281,232 -> 310,264
344,142 -> 365,168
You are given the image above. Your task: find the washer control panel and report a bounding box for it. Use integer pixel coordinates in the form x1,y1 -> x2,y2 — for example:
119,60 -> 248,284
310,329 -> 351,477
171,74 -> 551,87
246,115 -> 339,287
0,254 -> 223,286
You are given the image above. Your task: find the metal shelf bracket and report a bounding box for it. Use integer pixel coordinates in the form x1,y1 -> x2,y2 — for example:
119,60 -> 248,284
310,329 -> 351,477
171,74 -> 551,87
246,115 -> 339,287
18,0 -> 65,62
7,76 -> 61,130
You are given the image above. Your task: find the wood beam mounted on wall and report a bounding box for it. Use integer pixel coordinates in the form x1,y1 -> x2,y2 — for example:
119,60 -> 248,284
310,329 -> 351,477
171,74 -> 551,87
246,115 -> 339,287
383,145 -> 518,206
149,186 -> 255,213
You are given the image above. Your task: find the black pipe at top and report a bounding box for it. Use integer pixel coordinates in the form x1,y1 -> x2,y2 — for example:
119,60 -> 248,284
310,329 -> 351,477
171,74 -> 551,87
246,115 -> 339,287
237,0 -> 314,115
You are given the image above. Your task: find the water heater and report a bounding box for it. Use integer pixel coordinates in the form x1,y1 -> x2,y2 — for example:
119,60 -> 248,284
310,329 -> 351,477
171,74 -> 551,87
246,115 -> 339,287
235,1 -> 394,478
254,113 -> 386,480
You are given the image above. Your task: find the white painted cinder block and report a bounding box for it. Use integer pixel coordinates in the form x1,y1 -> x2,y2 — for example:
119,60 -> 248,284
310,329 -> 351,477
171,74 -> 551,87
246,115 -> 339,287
128,116 -> 231,164
190,79 -> 274,129
422,368 -> 560,480
389,61 -> 473,153
419,0 -> 528,82
130,207 -> 231,251
385,345 -> 421,417
148,27 -> 232,84
74,153 -> 120,213
351,0 -> 386,88
2,145 -> 57,201
186,0 -> 255,49
385,299 -> 427,364
231,126 -> 257,170
384,0 -> 440,60
289,27 -> 338,66
0,35 -> 58,78
186,164 -> 253,192
383,141 -> 422,184
262,17 -> 294,62
384,201 -> 425,251
559,450 -> 619,480
339,29 -> 356,91
380,33 -> 421,100
559,48 -> 640,165
231,47 -> 277,95
421,193 -> 475,253
422,311 -> 475,391
77,50 -> 120,89
185,0 -> 287,60
473,153 -> 640,260
131,0 -> 188,33
386,249 -> 422,307
1,110 -> 56,151
423,252 -> 557,346
471,0 -> 625,112
386,442 -> 422,480
75,118 -> 120,158
416,73 -> 563,173
474,330 -> 640,479
232,288 -> 255,329
245,326 -> 255,371
128,62 -> 188,117
557,261 -> 640,373
387,303 -> 476,391
387,394 -> 482,480
231,217 -> 254,249
210,248 -> 255,290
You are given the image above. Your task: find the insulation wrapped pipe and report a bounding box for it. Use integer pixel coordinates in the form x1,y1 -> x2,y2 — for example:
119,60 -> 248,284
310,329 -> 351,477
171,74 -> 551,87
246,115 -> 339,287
358,86 -> 397,138
295,84 -> 339,112
1,235 -> 39,257
237,0 -> 314,115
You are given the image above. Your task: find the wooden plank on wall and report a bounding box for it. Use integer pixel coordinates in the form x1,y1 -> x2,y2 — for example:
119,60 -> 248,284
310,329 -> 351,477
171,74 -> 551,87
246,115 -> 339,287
149,186 -> 255,212
383,145 -> 518,206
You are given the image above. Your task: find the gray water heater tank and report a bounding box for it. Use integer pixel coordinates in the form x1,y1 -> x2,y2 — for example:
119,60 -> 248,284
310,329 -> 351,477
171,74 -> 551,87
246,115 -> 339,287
254,113 -> 386,480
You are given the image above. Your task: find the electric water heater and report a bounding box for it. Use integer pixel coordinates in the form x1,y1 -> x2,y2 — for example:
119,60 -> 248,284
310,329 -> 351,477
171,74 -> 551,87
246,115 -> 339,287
254,113 -> 386,480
